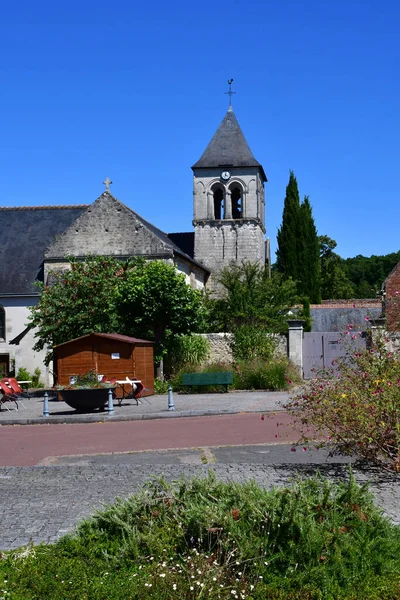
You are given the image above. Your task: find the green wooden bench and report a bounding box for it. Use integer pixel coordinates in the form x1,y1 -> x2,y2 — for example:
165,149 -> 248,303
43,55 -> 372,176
182,372 -> 233,393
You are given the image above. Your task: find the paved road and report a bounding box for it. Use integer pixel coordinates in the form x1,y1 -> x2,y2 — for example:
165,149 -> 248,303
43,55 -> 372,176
0,413 -> 299,466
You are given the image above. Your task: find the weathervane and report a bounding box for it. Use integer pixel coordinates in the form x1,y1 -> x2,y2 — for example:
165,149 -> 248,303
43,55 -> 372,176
225,78 -> 236,109
103,177 -> 112,192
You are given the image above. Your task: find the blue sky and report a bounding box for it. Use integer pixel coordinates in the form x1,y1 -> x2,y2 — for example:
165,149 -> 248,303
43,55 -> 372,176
1,0 -> 399,261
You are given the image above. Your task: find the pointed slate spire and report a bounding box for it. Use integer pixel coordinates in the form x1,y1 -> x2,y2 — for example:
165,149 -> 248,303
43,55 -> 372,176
192,109 -> 266,181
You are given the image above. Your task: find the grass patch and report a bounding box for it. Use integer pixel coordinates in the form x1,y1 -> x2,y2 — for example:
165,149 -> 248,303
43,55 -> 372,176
1,472 -> 399,599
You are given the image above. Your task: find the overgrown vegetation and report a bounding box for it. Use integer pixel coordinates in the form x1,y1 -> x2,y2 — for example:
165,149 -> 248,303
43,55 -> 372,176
287,330 -> 400,471
207,262 -> 300,334
164,334 -> 210,378
1,472 -> 399,599
16,367 -> 44,388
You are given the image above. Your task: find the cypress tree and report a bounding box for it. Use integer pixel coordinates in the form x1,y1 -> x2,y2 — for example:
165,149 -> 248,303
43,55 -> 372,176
298,196 -> 321,303
276,171 -> 301,279
276,173 -> 321,303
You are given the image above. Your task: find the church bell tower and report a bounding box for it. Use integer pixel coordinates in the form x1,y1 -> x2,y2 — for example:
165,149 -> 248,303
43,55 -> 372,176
192,96 -> 267,293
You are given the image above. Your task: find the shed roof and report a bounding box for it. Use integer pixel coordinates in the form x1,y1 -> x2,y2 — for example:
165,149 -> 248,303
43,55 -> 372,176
0,205 -> 88,295
192,109 -> 267,182
53,332 -> 154,348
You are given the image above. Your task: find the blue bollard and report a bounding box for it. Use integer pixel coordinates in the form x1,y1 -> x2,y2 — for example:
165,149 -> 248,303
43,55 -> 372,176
107,388 -> 114,415
43,391 -> 49,417
168,386 -> 175,411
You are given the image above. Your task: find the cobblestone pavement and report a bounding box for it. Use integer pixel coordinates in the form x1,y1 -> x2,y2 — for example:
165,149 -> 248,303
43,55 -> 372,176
0,447 -> 399,550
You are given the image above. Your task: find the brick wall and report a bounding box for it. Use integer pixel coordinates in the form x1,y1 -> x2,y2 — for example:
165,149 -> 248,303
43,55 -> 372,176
384,262 -> 400,331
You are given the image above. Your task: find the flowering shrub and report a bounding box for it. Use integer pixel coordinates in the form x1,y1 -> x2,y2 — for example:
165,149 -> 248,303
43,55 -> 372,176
287,330 -> 400,471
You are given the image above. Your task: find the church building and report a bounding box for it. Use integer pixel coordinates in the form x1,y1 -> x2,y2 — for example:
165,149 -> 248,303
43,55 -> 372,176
0,103 -> 267,383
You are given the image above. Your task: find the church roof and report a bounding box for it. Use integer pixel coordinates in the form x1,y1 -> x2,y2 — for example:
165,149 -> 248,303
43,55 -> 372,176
0,205 -> 88,295
192,109 -> 267,181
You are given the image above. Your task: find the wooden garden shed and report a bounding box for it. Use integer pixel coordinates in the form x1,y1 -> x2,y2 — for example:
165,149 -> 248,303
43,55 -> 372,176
54,333 -> 154,397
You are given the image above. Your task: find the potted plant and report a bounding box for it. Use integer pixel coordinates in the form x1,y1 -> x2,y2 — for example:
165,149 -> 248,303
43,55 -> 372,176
56,371 -> 116,411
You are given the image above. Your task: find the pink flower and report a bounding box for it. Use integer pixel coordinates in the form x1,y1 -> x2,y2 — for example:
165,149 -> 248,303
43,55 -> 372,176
364,316 -> 370,321
260,414 -> 264,421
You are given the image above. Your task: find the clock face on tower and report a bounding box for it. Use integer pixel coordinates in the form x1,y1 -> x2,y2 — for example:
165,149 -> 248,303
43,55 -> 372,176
221,171 -> 231,181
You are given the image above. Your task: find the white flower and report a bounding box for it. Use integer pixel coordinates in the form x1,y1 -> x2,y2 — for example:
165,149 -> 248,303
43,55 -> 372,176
173,584 -> 177,590
159,573 -> 166,578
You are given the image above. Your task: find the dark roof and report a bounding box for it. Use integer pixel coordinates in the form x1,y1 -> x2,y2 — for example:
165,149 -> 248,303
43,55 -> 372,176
167,232 -> 195,259
192,109 -> 267,181
53,332 -> 154,347
128,203 -> 209,273
0,205 -> 89,295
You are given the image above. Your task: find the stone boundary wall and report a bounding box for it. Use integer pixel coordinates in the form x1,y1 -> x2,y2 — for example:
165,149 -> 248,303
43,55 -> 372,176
199,333 -> 287,365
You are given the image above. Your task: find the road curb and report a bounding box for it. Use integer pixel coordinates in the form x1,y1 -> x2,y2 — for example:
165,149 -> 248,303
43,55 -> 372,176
0,407 -> 279,426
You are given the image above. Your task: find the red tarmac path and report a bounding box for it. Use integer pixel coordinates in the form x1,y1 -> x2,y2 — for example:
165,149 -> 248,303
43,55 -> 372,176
0,412 -> 301,466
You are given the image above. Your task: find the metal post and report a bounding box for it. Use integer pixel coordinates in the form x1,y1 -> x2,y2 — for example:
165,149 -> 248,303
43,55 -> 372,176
43,391 -> 49,417
168,386 -> 175,411
107,388 -> 114,415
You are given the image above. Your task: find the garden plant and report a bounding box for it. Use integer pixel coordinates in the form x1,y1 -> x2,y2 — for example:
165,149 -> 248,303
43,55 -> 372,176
0,472 -> 399,599
286,329 -> 400,471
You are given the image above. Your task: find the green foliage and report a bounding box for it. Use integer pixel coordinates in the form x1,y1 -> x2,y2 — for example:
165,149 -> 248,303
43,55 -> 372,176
209,262 -> 299,334
163,333 -> 210,377
2,473 -> 399,599
298,196 -> 321,303
342,251 -> 400,298
319,235 -> 355,299
172,358 -> 299,392
16,366 -> 44,388
276,173 -> 321,303
302,297 -> 312,332
230,324 -> 277,361
115,260 -> 207,361
276,171 -> 301,279
287,330 -> 400,471
29,255 -> 125,364
233,358 -> 297,390
29,256 -> 207,365
153,378 -> 170,394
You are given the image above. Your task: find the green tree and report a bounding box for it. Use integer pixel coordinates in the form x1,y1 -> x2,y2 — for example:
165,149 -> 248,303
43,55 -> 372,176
276,171 -> 300,279
115,259 -> 207,357
319,236 -> 355,299
29,256 -> 125,363
29,256 -> 206,364
207,262 -> 299,334
276,173 -> 321,303
298,196 -> 321,303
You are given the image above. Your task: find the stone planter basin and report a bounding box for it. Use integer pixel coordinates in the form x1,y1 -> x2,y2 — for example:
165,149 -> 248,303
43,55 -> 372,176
58,387 -> 114,411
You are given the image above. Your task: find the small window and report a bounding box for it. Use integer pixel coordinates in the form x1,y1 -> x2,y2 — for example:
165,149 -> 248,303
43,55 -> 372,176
0,307 -> 5,341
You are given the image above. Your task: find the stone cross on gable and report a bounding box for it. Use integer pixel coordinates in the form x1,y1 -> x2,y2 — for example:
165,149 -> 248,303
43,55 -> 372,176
103,177 -> 112,192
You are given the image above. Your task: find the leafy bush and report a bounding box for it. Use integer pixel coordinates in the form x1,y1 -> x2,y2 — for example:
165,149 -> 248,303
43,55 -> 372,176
287,330 -> 400,471
153,377 -> 170,395
234,358 -> 299,391
164,333 -> 210,377
230,324 -> 277,361
16,366 -> 44,388
173,359 -> 300,392
1,472 -> 399,599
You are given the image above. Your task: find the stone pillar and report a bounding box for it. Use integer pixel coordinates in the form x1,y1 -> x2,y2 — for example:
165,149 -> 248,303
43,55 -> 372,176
207,192 -> 214,219
224,191 -> 232,219
287,319 -> 305,377
369,316 -> 386,347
